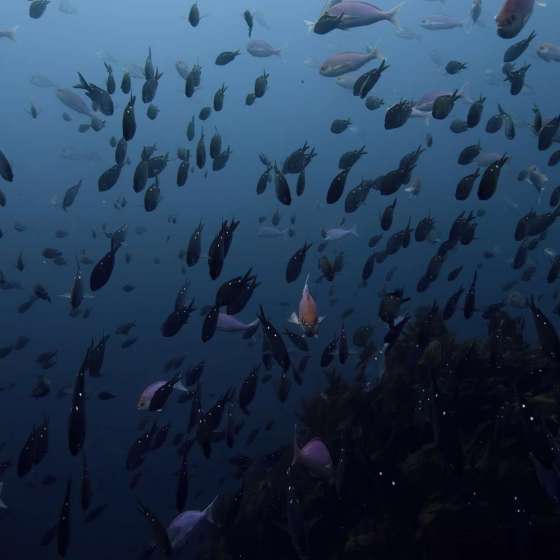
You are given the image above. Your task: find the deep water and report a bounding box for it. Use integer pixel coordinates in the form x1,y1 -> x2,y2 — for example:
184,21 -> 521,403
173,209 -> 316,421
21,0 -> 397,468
1,0 -> 560,558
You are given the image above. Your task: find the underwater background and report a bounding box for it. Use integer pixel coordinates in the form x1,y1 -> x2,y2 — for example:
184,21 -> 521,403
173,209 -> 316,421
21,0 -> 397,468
1,0 -> 560,558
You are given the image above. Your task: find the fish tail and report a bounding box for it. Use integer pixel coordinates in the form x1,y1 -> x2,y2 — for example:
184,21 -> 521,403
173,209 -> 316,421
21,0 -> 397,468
6,26 -> 18,41
386,2 -> 405,31
303,19 -> 316,32
75,72 -> 89,91
350,225 -> 359,238
203,496 -> 217,525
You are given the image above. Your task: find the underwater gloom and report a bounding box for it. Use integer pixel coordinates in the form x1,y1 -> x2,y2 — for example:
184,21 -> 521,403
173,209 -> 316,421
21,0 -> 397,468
2,0 -> 560,558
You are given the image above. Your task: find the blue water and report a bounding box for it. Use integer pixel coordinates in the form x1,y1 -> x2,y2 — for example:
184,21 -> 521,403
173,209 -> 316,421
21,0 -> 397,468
0,0 -> 559,557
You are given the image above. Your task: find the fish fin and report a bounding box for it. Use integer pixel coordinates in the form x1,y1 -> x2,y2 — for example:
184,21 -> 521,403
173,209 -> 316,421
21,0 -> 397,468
83,293 -> 95,300
457,82 -> 473,105
348,126 -> 360,134
318,316 -> 326,323
288,312 -> 301,325
350,225 -> 359,238
386,2 -> 405,31
57,293 -> 72,299
174,380 -> 189,393
303,273 -> 310,291
6,26 -> 18,41
536,1 -> 547,6
203,496 -> 217,525
303,19 -> 316,32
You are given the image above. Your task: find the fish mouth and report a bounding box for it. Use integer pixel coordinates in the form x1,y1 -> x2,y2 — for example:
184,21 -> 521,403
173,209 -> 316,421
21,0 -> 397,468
496,25 -> 520,39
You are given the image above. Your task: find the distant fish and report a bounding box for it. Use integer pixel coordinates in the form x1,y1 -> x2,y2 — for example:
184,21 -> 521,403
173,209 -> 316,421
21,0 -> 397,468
0,26 -> 18,41
257,225 -> 292,238
420,15 -> 465,30
246,39 -> 280,58
59,0 -> 77,15
322,225 -> 358,240
537,42 -> 560,62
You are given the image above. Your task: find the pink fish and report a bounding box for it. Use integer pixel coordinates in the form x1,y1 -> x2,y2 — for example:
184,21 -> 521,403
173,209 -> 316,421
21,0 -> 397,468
325,1 -> 404,29
166,497 -> 216,550
289,274 -> 324,336
292,427 -> 333,480
319,48 -> 383,77
137,378 -> 187,410
495,0 -> 538,38
216,313 -> 259,332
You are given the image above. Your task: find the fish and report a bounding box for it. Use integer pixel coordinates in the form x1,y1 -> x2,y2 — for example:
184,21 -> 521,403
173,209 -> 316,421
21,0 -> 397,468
420,15 -> 464,30
537,42 -> 560,62
307,1 -> 404,31
495,0 -> 539,39
246,39 -> 280,57
289,274 -> 324,337
320,48 -> 383,77
0,26 -> 18,41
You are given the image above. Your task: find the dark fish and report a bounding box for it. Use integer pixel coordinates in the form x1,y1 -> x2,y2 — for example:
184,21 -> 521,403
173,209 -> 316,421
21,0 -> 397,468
80,455 -> 92,511
196,130 -> 206,168
464,270 -> 478,319
176,446 -> 189,512
432,90 -> 460,120
238,366 -> 259,415
215,50 -> 240,65
121,72 -> 131,94
528,296 -> 560,362
201,304 -> 219,342
90,236 -> 121,291
274,164 -> 292,205
455,169 -> 480,200
243,9 -> 254,36
57,479 -> 72,558
538,116 -> 560,151
188,2 -> 200,26
186,221 -> 204,266
339,146 -> 366,170
137,501 -> 172,557
467,95 -> 485,128
326,168 -> 350,204
320,335 -> 338,368
68,349 -> 88,455
97,164 -> 122,192
0,150 -> 13,182
62,180 -> 81,211
448,266 -> 463,282
458,142 -> 481,165
384,99 -> 413,129
353,60 -> 389,98
258,305 -> 290,371
286,242 -> 312,283
286,483 -> 309,560
338,324 -> 349,364
443,286 -> 464,320
284,328 -> 309,352
381,199 -> 397,231
503,30 -> 536,62
477,155 -> 509,200
17,425 -> 37,478
150,373 -> 181,412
